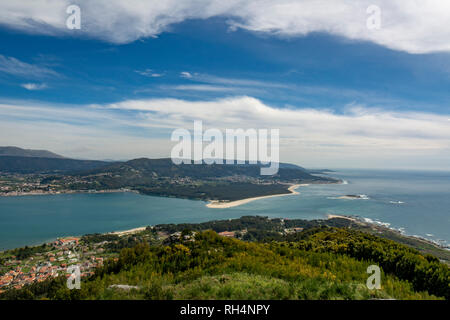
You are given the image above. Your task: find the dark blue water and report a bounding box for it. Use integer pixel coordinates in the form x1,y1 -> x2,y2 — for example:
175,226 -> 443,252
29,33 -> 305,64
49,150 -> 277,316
0,169 -> 449,250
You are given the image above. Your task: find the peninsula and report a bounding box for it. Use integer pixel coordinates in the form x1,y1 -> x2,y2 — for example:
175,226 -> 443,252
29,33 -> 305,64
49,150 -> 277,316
206,184 -> 305,208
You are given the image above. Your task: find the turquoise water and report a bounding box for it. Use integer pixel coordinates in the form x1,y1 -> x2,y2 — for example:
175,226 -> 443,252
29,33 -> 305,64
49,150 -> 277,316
0,169 -> 449,250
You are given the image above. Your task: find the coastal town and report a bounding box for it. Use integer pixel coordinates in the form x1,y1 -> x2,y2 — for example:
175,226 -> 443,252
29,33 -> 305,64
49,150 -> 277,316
0,236 -> 116,293
0,218 -> 310,294
0,214 -> 449,301
0,173 -> 137,197
0,227 -> 234,293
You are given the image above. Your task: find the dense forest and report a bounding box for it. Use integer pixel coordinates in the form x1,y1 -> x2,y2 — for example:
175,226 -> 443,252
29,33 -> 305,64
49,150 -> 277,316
136,182 -> 292,201
2,222 -> 448,300
154,215 -> 360,234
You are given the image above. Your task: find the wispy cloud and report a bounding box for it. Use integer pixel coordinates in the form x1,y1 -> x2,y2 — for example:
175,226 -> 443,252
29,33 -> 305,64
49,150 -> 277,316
20,83 -> 48,90
101,96 -> 450,147
180,72 -> 193,79
0,1 -> 450,53
171,72 -> 406,107
166,72 -> 288,94
0,54 -> 59,79
1,96 -> 449,168
135,69 -> 163,78
162,84 -> 235,92
185,73 -> 289,89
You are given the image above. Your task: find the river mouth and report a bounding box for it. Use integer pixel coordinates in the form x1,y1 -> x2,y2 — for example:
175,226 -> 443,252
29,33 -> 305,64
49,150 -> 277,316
1,169 -> 449,251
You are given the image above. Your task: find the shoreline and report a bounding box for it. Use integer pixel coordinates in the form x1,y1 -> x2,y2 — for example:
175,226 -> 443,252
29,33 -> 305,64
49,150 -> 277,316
109,226 -> 148,236
0,225 -> 150,252
2,214 -> 448,254
0,188 -> 138,197
206,184 -> 307,209
326,214 -> 449,251
326,214 -> 358,222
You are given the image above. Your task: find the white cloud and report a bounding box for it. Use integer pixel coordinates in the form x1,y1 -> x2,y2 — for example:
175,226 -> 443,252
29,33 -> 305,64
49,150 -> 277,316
0,1 -> 449,53
164,84 -> 235,92
0,55 -> 59,78
180,72 -> 193,79
135,69 -> 163,77
1,96 -> 449,169
0,101 -> 169,160
101,96 -> 450,149
185,73 -> 290,88
21,83 -> 48,90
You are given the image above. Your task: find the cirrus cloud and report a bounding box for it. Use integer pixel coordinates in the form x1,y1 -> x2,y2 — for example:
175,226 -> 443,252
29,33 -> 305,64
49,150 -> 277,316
0,54 -> 59,79
21,83 -> 48,90
1,96 -> 449,168
99,96 -> 450,150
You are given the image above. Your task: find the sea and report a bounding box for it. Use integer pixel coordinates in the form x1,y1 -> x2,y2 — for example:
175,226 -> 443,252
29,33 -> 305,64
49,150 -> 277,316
0,169 -> 449,251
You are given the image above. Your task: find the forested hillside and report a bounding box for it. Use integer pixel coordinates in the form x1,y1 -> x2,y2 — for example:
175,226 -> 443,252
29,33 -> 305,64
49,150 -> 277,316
2,226 -> 448,300
88,158 -> 323,180
35,158 -> 336,201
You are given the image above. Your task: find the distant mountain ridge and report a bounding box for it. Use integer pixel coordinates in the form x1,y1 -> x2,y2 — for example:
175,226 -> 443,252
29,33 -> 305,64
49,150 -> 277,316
0,147 -> 330,179
0,148 -> 337,201
0,156 -> 112,174
0,146 -> 65,159
87,157 -> 322,181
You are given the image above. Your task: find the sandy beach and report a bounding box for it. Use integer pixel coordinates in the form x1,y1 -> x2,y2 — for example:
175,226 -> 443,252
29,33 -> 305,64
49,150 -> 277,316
206,184 -> 307,209
110,226 -> 147,236
326,214 -> 358,222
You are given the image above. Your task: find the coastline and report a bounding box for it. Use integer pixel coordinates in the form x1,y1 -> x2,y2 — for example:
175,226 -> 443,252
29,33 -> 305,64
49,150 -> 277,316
326,214 -> 449,251
206,184 -> 307,209
109,226 -> 148,236
2,214 -> 448,261
0,188 -> 138,197
0,225 -> 150,253
1,177 -> 448,253
326,214 -> 358,222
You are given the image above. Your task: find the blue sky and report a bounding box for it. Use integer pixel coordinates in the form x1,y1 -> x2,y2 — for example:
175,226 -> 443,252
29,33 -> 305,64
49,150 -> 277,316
1,19 -> 450,111
0,1 -> 449,169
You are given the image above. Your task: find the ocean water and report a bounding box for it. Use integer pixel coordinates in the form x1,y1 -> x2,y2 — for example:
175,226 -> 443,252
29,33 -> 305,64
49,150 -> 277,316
0,169 -> 449,250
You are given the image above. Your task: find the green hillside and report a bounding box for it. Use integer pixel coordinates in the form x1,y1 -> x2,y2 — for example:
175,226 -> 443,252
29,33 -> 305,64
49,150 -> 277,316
85,158 -> 330,181
2,225 -> 448,300
35,158 -> 336,201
